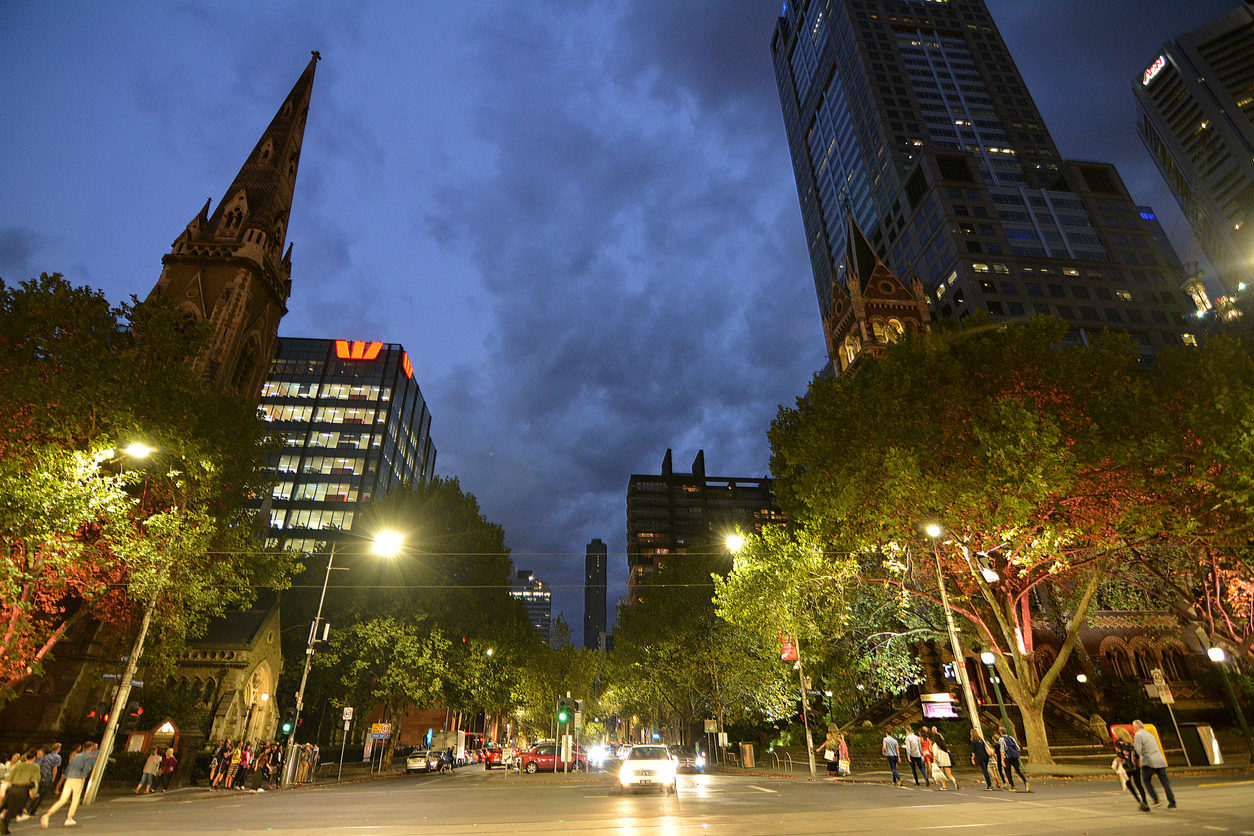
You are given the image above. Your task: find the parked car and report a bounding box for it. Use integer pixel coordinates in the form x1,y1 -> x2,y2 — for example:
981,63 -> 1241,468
619,745 -> 677,793
405,750 -> 452,774
668,745 -> 705,773
483,746 -> 506,769
517,743 -> 586,773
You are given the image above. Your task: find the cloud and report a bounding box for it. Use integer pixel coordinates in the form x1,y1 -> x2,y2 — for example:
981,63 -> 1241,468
0,227 -> 48,280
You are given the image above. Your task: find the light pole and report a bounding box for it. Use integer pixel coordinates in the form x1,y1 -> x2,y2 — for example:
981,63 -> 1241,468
283,530 -> 403,784
980,651 -> 1014,735
925,524 -> 983,736
1208,646 -> 1254,763
83,443 -> 161,807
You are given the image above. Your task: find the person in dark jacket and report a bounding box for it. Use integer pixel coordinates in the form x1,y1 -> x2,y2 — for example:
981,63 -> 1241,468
1113,727 -> 1149,812
969,729 -> 997,790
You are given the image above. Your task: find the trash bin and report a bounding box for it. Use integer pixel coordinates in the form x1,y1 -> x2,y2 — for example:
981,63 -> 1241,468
1180,723 -> 1223,766
739,742 -> 755,769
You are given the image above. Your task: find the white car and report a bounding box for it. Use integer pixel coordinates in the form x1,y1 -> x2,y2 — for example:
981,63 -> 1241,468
618,745 -> 677,793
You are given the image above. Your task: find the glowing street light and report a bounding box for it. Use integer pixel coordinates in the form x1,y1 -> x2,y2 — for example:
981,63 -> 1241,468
724,533 -> 746,553
123,442 -> 156,458
371,529 -> 404,557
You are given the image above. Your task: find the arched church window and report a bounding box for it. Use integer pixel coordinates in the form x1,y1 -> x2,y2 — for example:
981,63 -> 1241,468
1104,646 -> 1133,679
843,335 -> 860,366
1132,648 -> 1154,679
887,319 -> 905,342
1161,648 -> 1187,680
872,320 -> 888,343
230,338 -> 260,394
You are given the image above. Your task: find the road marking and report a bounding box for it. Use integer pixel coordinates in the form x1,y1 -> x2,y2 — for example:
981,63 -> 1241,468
748,785 -> 778,793
919,825 -> 989,830
1200,779 -> 1254,788
1202,827 -> 1228,833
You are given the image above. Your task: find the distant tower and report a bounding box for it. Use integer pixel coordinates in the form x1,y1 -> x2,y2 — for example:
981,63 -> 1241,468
583,538 -> 607,650
149,53 -> 320,398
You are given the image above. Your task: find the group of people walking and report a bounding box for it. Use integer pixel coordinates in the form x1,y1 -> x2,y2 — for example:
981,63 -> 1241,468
0,741 -> 98,832
881,724 -> 966,790
1112,719 -> 1177,812
208,740 -> 287,790
133,746 -> 178,794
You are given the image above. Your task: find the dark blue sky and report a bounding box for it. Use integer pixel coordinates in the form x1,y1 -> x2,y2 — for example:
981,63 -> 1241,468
0,1 -> 1236,631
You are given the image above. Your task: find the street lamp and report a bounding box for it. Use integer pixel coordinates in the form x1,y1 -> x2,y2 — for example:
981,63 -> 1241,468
1207,646 -> 1254,762
1076,673 -> 1088,684
980,650 -> 1014,735
83,442 -> 167,807
926,524 -> 983,736
283,530 -> 404,784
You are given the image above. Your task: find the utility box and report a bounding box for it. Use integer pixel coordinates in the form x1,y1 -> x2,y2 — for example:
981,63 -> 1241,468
1180,723 -> 1223,766
739,742 -> 755,768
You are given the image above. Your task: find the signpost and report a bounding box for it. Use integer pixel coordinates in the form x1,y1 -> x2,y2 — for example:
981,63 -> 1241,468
339,707 -> 353,781
1152,668 -> 1191,767
369,723 -> 392,774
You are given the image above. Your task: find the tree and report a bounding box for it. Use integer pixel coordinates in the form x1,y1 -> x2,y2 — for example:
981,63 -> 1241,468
315,616 -> 451,766
768,318 -> 1176,762
0,274 -> 295,700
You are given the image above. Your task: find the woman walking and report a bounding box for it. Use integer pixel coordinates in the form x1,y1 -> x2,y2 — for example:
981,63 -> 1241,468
933,731 -> 958,789
969,729 -> 999,790
815,731 -> 840,777
1113,727 -> 1150,812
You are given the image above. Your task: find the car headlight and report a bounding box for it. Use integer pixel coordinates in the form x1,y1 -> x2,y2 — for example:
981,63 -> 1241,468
695,754 -> 705,768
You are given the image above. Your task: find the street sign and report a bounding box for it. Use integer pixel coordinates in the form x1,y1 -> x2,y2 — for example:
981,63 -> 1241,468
704,719 -> 717,733
780,632 -> 799,661
370,722 -> 391,738
342,706 -> 354,721
574,711 -> 583,729
100,674 -> 143,687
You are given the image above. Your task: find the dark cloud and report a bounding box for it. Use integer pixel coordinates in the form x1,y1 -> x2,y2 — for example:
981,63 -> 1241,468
0,227 -> 48,280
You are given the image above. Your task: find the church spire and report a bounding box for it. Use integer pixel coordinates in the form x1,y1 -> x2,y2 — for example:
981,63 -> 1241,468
152,54 -> 320,399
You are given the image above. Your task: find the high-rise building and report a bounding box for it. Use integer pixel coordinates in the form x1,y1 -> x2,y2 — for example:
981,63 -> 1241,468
260,337 -> 437,553
1134,5 -> 1254,300
626,450 -> 784,603
583,538 -> 608,650
149,54 -> 320,398
772,1 -> 1195,369
510,570 -> 552,641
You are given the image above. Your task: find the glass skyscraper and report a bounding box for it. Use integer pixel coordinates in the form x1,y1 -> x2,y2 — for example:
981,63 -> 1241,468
772,0 -> 1196,367
260,337 -> 437,553
1134,4 -> 1254,301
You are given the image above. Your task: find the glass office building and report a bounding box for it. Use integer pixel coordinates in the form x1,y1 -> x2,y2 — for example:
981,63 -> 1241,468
260,337 -> 437,553
772,0 -> 1195,367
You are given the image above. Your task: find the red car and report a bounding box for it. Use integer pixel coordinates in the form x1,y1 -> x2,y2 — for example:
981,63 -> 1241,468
483,746 -> 507,769
517,743 -> 586,773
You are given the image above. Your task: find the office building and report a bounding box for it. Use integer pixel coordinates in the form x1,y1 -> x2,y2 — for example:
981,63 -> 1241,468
261,337 -> 437,553
510,570 -> 552,641
626,450 -> 785,603
772,0 -> 1195,369
1134,5 -> 1254,300
583,538 -> 608,650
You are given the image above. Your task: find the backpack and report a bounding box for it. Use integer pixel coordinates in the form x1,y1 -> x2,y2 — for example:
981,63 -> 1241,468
1003,734 -> 1020,759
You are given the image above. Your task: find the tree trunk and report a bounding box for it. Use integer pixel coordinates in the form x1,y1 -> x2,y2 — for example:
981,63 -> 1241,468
1017,698 -> 1053,765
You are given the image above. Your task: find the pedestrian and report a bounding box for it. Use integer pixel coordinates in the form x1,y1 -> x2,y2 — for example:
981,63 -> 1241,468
933,731 -> 959,789
40,741 -> 96,829
921,729 -> 946,789
814,731 -> 840,777
837,732 -> 851,777
234,743 -> 252,789
882,728 -> 902,787
1112,727 -> 1149,812
997,728 -> 1029,792
24,743 -> 60,816
0,753 -> 16,785
0,750 -> 40,835
969,728 -> 998,790
159,746 -> 178,791
267,746 -> 283,789
904,726 -> 930,786
218,743 -> 242,790
1132,720 -> 1176,809
134,747 -> 162,794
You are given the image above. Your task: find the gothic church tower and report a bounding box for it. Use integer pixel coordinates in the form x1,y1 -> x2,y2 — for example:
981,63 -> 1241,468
149,53 -> 319,398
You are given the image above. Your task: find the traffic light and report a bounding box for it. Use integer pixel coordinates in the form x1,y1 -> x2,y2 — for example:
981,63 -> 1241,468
281,716 -> 294,736
557,698 -> 575,725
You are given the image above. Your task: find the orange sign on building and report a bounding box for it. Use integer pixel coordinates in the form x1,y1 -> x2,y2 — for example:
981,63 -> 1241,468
335,340 -> 384,360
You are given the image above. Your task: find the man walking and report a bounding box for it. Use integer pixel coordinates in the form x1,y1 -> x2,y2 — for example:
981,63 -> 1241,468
882,729 -> 902,787
1132,720 -> 1176,809
40,741 -> 96,829
904,726 -> 930,787
25,743 -> 60,817
0,751 -> 39,835
996,729 -> 1029,792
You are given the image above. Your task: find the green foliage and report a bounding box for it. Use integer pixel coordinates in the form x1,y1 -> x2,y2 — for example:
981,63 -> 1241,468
0,274 -> 294,698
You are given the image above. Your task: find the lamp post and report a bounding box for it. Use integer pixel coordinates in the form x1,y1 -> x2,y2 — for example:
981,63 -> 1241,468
83,443 -> 161,807
1208,646 -> 1254,763
283,530 -> 403,784
980,651 -> 1014,735
925,524 -> 983,735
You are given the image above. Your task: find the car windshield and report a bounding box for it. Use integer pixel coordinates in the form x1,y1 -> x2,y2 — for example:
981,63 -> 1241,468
628,747 -> 670,761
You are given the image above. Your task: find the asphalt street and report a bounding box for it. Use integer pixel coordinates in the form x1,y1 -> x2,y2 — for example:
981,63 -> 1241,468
20,767 -> 1254,835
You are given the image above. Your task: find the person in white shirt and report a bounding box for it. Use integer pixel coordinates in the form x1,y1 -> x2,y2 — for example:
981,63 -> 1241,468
903,726 -> 930,787
1132,720 -> 1176,809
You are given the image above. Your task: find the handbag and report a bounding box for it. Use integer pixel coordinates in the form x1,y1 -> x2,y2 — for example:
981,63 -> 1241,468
824,749 -> 835,762
931,762 -> 943,781
838,759 -> 851,776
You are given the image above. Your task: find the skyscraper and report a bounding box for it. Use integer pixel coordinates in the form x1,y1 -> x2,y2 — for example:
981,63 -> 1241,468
626,450 -> 784,604
510,570 -> 553,641
772,1 -> 1195,368
261,337 -> 437,554
583,538 -> 608,650
1134,5 -> 1254,299
149,54 -> 320,398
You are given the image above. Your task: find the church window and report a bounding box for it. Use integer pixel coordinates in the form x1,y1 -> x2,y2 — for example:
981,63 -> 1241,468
843,334 -> 861,366
231,338 -> 261,394
225,207 -> 243,232
872,320 -> 888,343
886,319 -> 904,342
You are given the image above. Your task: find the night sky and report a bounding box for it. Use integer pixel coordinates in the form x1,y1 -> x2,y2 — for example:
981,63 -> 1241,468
0,1 -> 1237,632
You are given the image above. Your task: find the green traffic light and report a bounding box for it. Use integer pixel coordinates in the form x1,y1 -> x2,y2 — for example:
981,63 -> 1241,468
282,722 -> 293,733
558,711 -> 568,722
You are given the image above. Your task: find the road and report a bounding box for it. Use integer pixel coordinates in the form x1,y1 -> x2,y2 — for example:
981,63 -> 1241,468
31,766 -> 1254,835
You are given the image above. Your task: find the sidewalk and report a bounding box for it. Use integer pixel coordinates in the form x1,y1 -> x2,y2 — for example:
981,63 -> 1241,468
714,759 -> 1254,784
